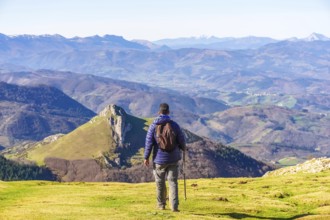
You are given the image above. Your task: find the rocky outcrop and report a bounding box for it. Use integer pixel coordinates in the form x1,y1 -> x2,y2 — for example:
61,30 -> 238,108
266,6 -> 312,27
42,134 -> 65,143
264,157 -> 330,177
99,104 -> 132,146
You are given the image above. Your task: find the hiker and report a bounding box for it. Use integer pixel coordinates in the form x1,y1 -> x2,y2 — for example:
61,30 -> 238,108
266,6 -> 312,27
144,103 -> 186,212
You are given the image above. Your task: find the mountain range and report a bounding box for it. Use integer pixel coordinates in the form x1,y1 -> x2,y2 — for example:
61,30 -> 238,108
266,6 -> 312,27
0,32 -> 329,172
153,36 -> 278,50
152,33 -> 330,50
0,33 -> 328,115
1,71 -> 328,164
0,70 -> 228,116
0,33 -> 147,52
1,33 -> 329,83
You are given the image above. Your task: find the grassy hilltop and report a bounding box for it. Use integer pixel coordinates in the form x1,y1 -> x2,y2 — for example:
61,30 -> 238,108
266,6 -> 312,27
6,107 -> 149,166
0,171 -> 329,220
3,104 -> 272,182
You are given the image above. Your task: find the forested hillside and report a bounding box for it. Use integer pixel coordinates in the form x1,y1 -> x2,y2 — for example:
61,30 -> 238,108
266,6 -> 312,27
0,155 -> 55,181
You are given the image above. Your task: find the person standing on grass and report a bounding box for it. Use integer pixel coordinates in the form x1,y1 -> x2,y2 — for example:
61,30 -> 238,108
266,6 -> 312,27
144,103 -> 186,212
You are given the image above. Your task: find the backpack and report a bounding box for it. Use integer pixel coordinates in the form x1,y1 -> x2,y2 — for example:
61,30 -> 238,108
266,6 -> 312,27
156,121 -> 177,152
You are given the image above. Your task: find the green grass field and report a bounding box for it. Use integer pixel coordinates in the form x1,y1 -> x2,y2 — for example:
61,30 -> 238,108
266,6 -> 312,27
0,171 -> 329,220
277,157 -> 304,167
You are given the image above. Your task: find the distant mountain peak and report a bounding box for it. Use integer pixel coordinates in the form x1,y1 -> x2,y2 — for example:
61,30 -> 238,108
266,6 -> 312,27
133,39 -> 171,50
303,33 -> 329,41
103,34 -> 125,40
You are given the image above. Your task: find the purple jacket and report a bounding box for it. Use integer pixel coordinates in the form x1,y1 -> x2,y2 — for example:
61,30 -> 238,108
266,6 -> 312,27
144,114 -> 186,165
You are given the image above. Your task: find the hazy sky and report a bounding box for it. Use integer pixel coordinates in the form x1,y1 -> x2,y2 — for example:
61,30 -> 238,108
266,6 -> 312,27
0,0 -> 329,40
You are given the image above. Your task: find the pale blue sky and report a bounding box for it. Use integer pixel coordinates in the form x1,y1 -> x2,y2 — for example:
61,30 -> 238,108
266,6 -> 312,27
0,0 -> 329,40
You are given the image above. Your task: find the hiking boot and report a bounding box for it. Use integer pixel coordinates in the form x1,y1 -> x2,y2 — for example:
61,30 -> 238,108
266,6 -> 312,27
157,205 -> 165,210
171,208 -> 180,212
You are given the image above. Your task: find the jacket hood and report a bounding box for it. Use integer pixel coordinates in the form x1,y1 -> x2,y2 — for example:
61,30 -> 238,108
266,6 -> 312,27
154,114 -> 171,125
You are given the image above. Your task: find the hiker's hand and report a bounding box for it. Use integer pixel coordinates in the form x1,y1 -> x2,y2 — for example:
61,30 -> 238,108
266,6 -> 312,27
144,159 -> 149,166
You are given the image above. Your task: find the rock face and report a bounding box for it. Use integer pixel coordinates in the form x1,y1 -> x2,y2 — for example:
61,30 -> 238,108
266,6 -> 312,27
42,134 -> 65,144
264,157 -> 330,177
99,104 -> 131,146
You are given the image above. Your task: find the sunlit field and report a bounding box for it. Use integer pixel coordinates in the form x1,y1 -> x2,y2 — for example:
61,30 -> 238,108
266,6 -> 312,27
0,171 -> 329,220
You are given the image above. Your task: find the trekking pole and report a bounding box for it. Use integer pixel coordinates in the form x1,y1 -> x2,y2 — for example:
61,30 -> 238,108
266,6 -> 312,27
183,149 -> 187,201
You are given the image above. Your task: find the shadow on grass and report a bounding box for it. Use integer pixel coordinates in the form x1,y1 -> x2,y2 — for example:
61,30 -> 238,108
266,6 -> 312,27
222,213 -> 311,219
190,212 -> 311,220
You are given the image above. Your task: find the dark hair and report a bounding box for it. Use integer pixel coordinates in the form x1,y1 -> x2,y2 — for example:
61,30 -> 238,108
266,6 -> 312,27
159,103 -> 170,115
